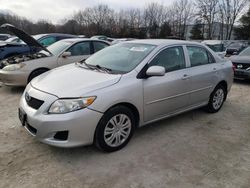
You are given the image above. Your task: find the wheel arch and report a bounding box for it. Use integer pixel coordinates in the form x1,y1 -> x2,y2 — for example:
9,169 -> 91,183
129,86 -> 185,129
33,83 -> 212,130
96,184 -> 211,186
103,102 -> 140,128
27,67 -> 50,83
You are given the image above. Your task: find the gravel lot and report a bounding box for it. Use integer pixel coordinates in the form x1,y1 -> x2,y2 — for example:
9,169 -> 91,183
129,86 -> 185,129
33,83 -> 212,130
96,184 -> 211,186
0,81 -> 250,188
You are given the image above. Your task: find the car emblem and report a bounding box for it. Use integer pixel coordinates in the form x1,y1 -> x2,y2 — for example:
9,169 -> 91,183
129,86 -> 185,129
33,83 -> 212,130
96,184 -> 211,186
25,92 -> 31,102
237,64 -> 243,69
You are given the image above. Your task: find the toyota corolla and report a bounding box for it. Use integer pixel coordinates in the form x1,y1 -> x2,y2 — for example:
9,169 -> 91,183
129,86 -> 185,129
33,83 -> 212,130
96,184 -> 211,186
19,40 -> 234,152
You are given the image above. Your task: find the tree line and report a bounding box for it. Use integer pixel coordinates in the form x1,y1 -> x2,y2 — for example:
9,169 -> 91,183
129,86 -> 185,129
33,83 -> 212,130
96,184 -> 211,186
0,0 -> 249,40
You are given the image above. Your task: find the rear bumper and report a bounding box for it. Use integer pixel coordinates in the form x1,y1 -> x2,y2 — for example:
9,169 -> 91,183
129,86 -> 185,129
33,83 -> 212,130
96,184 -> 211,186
0,70 -> 29,86
234,69 -> 250,79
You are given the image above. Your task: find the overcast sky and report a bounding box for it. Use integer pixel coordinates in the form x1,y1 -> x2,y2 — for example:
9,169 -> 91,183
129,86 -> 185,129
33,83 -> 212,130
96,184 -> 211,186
0,0 -> 173,24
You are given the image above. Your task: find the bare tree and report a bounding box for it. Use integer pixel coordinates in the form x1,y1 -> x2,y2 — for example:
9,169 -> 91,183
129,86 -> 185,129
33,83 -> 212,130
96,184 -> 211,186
219,0 -> 248,39
171,0 -> 194,39
195,0 -> 219,39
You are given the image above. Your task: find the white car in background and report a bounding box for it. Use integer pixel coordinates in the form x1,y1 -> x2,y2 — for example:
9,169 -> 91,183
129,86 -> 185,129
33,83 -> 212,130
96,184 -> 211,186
0,38 -> 109,86
202,40 -> 226,58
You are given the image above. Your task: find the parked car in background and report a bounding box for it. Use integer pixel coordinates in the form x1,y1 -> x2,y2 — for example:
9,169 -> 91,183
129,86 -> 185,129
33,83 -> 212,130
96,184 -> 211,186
91,35 -> 114,42
201,40 -> 226,58
229,46 -> 250,80
33,33 -> 77,47
0,34 -> 12,41
0,24 -> 78,60
18,40 -> 233,152
226,42 -> 248,56
0,38 -> 109,86
4,36 -> 23,43
111,38 -> 137,45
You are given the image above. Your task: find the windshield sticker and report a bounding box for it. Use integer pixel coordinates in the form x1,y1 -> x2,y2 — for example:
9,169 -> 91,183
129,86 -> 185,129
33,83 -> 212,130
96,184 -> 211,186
130,47 -> 147,52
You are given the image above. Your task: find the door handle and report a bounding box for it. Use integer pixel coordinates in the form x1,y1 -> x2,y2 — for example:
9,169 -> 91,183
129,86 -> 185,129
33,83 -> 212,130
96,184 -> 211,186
182,74 -> 190,80
213,67 -> 217,71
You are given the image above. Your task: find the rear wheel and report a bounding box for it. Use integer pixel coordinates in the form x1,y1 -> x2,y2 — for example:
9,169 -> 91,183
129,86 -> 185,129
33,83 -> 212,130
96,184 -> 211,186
28,69 -> 48,83
95,106 -> 135,152
206,84 -> 226,113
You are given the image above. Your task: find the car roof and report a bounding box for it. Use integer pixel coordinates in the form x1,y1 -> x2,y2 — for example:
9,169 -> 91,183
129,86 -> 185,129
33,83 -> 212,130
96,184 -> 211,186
125,39 -> 201,46
33,33 -> 76,38
59,38 -> 109,43
202,40 -> 223,45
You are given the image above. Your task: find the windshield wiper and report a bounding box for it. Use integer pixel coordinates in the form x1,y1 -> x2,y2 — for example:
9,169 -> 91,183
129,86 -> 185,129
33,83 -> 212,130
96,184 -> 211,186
79,60 -> 96,70
94,65 -> 112,73
78,60 -> 112,73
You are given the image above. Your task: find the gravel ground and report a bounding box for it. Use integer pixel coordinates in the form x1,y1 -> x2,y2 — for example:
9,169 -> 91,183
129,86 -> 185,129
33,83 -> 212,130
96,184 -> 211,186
0,81 -> 250,188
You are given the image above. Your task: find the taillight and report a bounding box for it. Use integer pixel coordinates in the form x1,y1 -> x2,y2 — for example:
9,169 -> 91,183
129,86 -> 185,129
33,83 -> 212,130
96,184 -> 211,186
232,64 -> 236,71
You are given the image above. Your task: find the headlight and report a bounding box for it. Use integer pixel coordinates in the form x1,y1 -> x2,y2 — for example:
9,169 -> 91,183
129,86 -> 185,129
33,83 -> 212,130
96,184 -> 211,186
48,97 -> 96,114
3,63 -> 25,71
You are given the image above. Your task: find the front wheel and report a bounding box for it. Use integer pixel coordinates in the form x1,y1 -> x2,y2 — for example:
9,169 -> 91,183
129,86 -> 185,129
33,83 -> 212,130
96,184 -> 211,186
206,85 -> 226,113
95,106 -> 135,152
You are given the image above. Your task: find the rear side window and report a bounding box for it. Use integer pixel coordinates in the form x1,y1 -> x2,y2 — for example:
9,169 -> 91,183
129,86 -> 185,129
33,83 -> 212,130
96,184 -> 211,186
93,41 -> 109,52
150,46 -> 186,72
67,42 -> 90,56
187,46 -> 215,67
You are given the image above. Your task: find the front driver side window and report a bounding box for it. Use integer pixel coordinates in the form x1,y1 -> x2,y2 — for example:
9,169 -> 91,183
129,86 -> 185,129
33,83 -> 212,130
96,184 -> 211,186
150,46 -> 186,72
67,42 -> 90,56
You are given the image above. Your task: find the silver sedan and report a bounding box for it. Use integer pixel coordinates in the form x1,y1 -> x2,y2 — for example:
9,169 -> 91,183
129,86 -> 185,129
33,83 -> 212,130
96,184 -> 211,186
19,39 -> 234,152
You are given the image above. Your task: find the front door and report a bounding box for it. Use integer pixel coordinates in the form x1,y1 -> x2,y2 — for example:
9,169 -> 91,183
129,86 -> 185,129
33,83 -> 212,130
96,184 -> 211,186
57,41 -> 91,66
143,46 -> 191,122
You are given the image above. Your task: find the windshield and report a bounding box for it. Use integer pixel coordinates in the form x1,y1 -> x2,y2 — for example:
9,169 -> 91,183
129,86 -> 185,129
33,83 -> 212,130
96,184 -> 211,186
239,47 -> 250,56
44,40 -> 73,56
85,43 -> 156,73
206,44 -> 224,52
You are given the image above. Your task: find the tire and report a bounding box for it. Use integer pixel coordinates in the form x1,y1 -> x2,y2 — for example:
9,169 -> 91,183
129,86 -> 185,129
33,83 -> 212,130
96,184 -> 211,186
206,84 -> 227,113
28,69 -> 48,83
95,106 -> 135,152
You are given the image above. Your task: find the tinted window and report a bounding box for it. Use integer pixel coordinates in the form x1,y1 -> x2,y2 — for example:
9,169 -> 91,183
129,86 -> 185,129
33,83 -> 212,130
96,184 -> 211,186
187,46 -> 214,67
67,42 -> 90,56
39,36 -> 57,46
150,46 -> 186,72
93,41 -> 109,52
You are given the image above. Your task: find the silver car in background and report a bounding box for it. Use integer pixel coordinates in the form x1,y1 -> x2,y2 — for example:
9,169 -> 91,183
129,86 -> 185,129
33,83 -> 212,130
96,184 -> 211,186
19,40 -> 234,152
0,38 -> 109,86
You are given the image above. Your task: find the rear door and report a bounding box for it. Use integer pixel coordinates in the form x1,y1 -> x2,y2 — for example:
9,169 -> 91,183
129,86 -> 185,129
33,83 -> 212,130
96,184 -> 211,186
93,41 -> 109,53
143,46 -> 191,122
185,46 -> 220,106
57,41 -> 91,66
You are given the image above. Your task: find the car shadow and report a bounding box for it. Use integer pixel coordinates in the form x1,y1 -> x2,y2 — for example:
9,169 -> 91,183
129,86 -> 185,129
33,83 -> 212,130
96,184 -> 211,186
0,84 -> 25,94
234,79 -> 250,85
47,108 -> 206,158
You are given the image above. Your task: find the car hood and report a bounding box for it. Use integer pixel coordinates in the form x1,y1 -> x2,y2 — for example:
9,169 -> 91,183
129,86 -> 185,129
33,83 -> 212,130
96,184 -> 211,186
31,64 -> 122,98
229,56 -> 250,64
0,24 -> 51,54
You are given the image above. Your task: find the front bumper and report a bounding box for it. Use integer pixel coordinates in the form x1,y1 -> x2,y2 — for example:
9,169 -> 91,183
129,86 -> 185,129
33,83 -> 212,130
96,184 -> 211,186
19,84 -> 103,148
0,69 -> 29,86
234,69 -> 250,79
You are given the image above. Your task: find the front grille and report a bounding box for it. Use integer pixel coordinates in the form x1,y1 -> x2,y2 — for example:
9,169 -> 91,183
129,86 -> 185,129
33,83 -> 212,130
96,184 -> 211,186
25,95 -> 44,110
233,63 -> 250,70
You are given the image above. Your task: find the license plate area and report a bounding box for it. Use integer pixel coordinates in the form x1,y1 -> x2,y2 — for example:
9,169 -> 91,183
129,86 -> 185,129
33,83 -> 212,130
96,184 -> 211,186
18,108 -> 27,126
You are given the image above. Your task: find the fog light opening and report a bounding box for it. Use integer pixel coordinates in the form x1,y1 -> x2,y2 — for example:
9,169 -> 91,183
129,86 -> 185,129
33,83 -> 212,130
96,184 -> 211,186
53,131 -> 69,141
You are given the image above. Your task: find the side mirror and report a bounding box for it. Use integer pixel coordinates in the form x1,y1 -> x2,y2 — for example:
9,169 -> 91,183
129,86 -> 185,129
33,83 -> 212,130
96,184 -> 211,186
61,51 -> 71,58
146,66 -> 165,77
